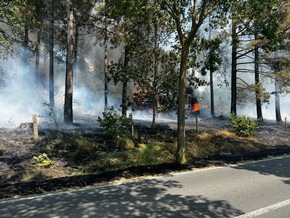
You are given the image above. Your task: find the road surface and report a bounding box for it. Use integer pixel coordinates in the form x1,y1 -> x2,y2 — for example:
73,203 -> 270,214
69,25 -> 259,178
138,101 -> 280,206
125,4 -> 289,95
1,156 -> 290,217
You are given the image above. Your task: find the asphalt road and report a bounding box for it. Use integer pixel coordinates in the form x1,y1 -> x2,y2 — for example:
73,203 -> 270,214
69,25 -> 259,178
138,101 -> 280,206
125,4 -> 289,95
1,156 -> 290,218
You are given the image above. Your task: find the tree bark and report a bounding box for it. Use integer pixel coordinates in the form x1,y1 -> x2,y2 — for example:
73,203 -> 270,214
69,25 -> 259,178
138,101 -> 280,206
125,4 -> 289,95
35,31 -> 40,86
209,16 -> 215,116
74,22 -> 78,86
231,20 -> 237,115
23,22 -> 29,65
121,45 -> 129,116
209,60 -> 215,116
104,11 -> 108,112
275,78 -> 282,122
176,45 -> 189,164
64,3 -> 75,124
152,18 -> 159,127
254,31 -> 263,121
49,1 -> 55,109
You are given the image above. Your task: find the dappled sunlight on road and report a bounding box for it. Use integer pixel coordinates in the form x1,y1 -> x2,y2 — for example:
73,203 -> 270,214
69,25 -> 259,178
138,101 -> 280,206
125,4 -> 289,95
0,178 -> 243,218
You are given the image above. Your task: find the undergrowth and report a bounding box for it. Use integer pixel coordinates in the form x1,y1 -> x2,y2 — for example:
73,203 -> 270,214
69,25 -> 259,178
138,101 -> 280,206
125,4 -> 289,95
37,124 -> 266,177
0,121 -> 269,184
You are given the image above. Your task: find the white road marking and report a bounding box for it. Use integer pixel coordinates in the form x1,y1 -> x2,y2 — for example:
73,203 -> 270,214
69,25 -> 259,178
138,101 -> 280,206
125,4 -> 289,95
235,198 -> 290,218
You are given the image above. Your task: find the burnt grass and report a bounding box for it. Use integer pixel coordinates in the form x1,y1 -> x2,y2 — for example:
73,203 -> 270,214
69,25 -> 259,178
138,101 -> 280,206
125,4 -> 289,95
1,116 -> 290,200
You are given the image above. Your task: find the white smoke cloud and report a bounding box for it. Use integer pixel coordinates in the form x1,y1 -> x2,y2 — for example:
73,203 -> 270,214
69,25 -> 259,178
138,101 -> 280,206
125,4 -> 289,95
0,57 -> 46,127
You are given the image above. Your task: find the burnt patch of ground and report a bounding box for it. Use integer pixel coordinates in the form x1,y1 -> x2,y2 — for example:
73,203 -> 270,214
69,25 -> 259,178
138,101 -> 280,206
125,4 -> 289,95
0,116 -> 290,200
1,145 -> 290,200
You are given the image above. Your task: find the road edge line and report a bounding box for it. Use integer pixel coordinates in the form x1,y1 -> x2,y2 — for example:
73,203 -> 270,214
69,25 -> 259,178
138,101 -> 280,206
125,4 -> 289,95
235,198 -> 290,218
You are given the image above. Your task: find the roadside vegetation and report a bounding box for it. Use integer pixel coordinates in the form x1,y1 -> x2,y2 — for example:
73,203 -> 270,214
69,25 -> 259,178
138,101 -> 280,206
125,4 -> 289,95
3,126 -> 256,183
0,112 -> 283,190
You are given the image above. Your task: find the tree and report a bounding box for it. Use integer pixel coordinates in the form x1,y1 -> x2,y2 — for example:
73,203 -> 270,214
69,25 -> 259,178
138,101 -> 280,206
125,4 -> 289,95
230,19 -> 238,115
64,1 -> 76,124
264,0 -> 290,122
103,0 -> 109,112
229,0 -> 283,119
105,0 -> 154,116
158,0 -> 231,164
49,0 -> 55,110
62,0 -> 95,124
0,0 -> 24,55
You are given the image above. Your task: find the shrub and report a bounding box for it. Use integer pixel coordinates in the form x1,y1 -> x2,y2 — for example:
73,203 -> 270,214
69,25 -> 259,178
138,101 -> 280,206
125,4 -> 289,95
97,107 -> 134,147
33,153 -> 54,167
229,114 -> 259,137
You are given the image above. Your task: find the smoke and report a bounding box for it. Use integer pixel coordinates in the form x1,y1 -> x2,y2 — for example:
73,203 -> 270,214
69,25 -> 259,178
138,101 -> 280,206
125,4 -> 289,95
0,36 -> 288,129
0,55 -> 106,128
0,41 -> 125,128
0,57 -> 45,127
196,67 -> 290,121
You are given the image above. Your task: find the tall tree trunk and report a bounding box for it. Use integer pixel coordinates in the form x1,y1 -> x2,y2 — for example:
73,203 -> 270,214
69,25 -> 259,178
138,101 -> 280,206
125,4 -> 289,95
74,22 -> 78,86
121,81 -> 127,116
152,57 -> 158,127
152,18 -> 159,127
64,4 -> 75,124
35,31 -> 40,86
104,4 -> 108,112
254,43 -> 263,121
209,59 -> 214,116
23,22 -> 29,65
176,45 -> 189,164
231,20 -> 237,115
209,16 -> 215,116
121,45 -> 129,116
49,1 -> 55,109
275,78 -> 282,122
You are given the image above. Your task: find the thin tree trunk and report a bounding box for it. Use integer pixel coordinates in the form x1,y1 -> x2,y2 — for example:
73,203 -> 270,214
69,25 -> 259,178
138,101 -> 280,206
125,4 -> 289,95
209,16 -> 214,116
49,1 -> 55,109
176,45 -> 189,164
35,31 -> 40,86
152,18 -> 159,127
23,21 -> 29,65
121,46 -> 129,116
121,81 -> 127,116
275,78 -> 282,122
74,22 -> 78,87
104,3 -> 108,112
64,4 -> 75,124
254,29 -> 263,121
231,20 -> 237,115
210,62 -> 214,116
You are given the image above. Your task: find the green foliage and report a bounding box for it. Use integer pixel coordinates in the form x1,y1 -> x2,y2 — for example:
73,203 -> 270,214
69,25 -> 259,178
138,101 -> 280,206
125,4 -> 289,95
115,136 -> 135,150
97,106 -> 133,141
69,136 -> 98,158
229,114 -> 259,137
133,143 -> 175,165
33,153 -> 54,167
80,141 -> 175,172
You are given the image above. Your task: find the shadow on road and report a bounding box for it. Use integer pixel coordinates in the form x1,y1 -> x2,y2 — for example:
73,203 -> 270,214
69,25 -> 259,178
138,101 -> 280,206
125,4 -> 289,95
0,178 -> 243,218
231,155 -> 290,185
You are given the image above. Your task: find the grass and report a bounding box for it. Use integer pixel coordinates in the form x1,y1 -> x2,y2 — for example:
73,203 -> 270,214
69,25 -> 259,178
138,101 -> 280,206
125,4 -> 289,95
1,124 -> 269,184
186,129 -> 265,158
42,127 -> 265,173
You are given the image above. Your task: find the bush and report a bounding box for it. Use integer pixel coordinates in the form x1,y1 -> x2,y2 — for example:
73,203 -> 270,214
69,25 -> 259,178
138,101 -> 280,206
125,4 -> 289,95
97,107 -> 134,146
33,153 -> 54,167
229,114 -> 259,137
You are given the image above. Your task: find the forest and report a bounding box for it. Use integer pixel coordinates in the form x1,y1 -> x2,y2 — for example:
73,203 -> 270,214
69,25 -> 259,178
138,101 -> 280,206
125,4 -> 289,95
0,1 -> 290,195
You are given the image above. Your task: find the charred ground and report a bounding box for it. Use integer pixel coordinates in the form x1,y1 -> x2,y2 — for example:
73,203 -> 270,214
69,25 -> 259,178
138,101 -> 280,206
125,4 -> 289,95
0,116 -> 290,200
